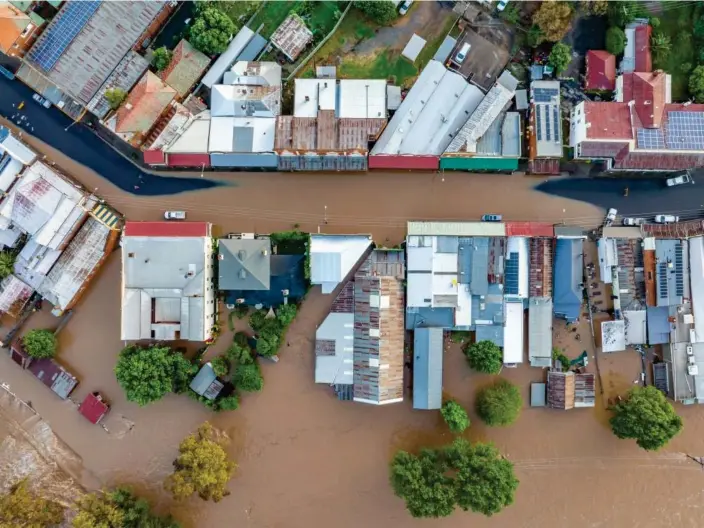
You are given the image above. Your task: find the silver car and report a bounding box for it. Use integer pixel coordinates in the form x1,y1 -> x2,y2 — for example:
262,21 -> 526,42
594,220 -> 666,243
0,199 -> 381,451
654,214 -> 679,224
164,211 -> 186,220
622,217 -> 646,226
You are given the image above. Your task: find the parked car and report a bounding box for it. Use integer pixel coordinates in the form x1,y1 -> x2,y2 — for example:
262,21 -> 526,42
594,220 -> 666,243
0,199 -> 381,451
622,217 -> 646,226
654,214 -> 679,223
666,171 -> 693,186
481,214 -> 502,222
164,211 -> 186,220
399,0 -> 413,15
604,208 -> 617,226
32,93 -> 51,109
454,43 -> 471,64
497,0 -> 509,11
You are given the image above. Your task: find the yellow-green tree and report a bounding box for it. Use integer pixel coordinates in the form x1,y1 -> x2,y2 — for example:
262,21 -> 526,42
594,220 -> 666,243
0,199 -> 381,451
0,479 -> 64,527
532,1 -> 573,43
165,422 -> 236,502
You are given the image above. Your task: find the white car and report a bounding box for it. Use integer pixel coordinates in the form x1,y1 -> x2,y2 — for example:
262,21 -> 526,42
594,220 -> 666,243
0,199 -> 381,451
654,214 -> 679,224
399,0 -> 413,15
666,172 -> 693,186
32,93 -> 51,109
622,217 -> 646,226
605,208 -> 617,226
164,211 -> 186,220
497,0 -> 509,11
454,43 -> 471,64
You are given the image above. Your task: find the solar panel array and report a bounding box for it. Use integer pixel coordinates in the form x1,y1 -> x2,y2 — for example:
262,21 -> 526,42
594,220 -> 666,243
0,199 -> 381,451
533,87 -> 558,103
658,262 -> 668,299
675,243 -> 684,297
504,252 -> 519,295
666,111 -> 704,150
536,106 -> 542,141
636,128 -> 665,150
28,1 -> 101,72
535,105 -> 561,143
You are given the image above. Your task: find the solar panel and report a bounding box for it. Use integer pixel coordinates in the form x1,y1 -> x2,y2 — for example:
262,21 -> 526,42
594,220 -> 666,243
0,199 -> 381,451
533,87 -> 558,103
536,107 -> 542,141
658,262 -> 668,298
637,128 -> 666,150
553,107 -> 560,143
28,1 -> 100,72
675,243 -> 684,297
545,106 -> 551,141
504,253 -> 520,295
665,111 -> 704,150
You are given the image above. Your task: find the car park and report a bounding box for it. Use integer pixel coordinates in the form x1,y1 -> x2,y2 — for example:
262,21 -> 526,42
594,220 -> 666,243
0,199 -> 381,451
622,217 -> 646,226
164,211 -> 186,220
32,93 -> 51,109
654,214 -> 679,223
481,214 -> 502,222
666,171 -> 693,186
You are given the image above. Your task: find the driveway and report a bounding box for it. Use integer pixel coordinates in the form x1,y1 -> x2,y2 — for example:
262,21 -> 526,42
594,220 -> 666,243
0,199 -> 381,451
0,76 -> 217,196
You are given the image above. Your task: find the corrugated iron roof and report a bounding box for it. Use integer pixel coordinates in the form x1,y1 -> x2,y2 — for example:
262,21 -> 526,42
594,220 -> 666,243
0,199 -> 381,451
505,222 -> 554,237
159,39 -> 210,98
585,50 -> 616,91
123,221 -> 210,238
407,221 -> 506,237
413,327 -> 443,410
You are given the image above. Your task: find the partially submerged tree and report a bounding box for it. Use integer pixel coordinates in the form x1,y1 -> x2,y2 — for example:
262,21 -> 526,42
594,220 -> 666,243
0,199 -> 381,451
115,345 -> 197,406
476,379 -> 523,427
189,8 -> 236,55
165,422 -> 236,502
0,478 -> 64,527
605,26 -> 627,56
233,362 -> 264,392
354,1 -> 398,25
610,386 -> 683,451
73,486 -> 179,528
22,328 -> 58,359
581,0 -> 608,16
276,303 -> 298,327
464,340 -> 503,374
548,42 -> 572,75
441,400 -> 470,434
104,87 -> 128,111
210,355 -> 230,377
532,1 -> 573,43
0,250 -> 15,279
151,46 -> 173,72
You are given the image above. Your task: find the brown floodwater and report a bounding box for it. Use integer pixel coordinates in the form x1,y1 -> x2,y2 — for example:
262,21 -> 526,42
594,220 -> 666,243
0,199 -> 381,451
3,130 -> 704,527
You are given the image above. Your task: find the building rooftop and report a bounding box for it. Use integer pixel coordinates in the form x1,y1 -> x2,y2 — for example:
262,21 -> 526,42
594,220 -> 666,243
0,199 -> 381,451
655,239 -> 685,307
275,113 -> 385,153
211,84 -> 281,118
338,80 -> 387,119
0,2 -> 30,54
0,274 -> 33,317
270,14 -> 313,61
585,50 -> 616,91
529,297 -> 552,367
602,319 -> 626,352
225,254 -> 305,308
310,234 -> 372,294
530,80 -> 562,158
413,327 -> 443,410
202,26 -> 256,88
218,237 -> 271,291
111,71 -> 176,136
190,363 -> 224,400
85,51 -> 150,119
553,238 -> 582,322
225,61 -> 282,87
401,33 -> 426,62
315,282 -> 354,385
159,39 -> 210,98
547,371 -> 575,410
209,116 -> 276,154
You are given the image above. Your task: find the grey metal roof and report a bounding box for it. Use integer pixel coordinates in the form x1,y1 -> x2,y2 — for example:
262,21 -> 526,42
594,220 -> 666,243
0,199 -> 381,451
529,297 -> 553,367
553,238 -> 582,321
405,306 -> 454,329
413,328 -> 443,410
315,312 -> 354,384
202,27 -> 255,88
190,363 -> 223,400
219,238 -> 271,291
554,226 -> 587,238
647,305 -> 671,345
233,127 -> 254,151
502,112 -> 521,157
123,237 -> 205,292
470,238 -> 490,295
515,89 -> 528,111
436,236 -> 459,253
433,35 -> 457,63
476,114 -> 503,156
476,324 -> 504,347
238,34 -> 268,61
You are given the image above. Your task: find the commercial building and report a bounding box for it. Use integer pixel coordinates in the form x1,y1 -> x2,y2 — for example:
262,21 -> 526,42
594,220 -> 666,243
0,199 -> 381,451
310,234 -> 372,294
201,27 -> 267,89
528,80 -> 562,174
0,1 -> 44,58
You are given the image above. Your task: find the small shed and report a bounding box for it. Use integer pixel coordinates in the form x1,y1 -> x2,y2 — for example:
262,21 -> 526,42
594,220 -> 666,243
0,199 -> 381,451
270,14 -> 313,62
547,371 -> 575,410
190,362 -> 224,401
402,34 -> 427,63
79,392 -> 110,424
387,85 -> 402,111
530,382 -> 546,407
515,89 -> 528,111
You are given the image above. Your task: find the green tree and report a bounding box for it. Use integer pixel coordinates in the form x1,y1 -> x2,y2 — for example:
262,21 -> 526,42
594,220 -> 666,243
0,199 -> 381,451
104,88 -> 127,111
464,340 -> 503,374
548,42 -> 572,75
532,1 -> 573,43
694,15 -> 704,41
605,26 -> 627,56
189,8 -> 236,55
476,379 -> 523,427
22,328 -> 57,359
441,400 -> 470,434
276,303 -> 298,327
0,251 -> 15,279
610,386 -> 683,451
651,31 -> 671,62
526,25 -> 545,48
581,0 -> 608,16
115,345 -> 197,406
0,478 -> 64,527
165,422 -> 236,502
499,3 -> 521,25
226,342 -> 253,365
233,362 -> 263,392
151,46 -> 173,72
73,487 -> 179,528
217,394 -> 240,411
354,1 -> 398,25
607,1 -> 644,27
445,439 -> 519,516
256,332 -> 279,357
210,355 -> 229,377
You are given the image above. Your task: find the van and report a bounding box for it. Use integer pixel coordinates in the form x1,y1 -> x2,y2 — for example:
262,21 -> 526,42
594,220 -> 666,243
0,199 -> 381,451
455,43 -> 471,64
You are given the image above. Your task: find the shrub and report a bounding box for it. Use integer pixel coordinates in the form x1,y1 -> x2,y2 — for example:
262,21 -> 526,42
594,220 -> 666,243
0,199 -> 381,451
276,303 -> 298,327
441,401 -> 470,434
476,379 -> 523,427
151,46 -> 173,72
217,394 -> 240,411
354,0 -> 398,25
552,347 -> 570,371
210,355 -> 229,377
233,363 -> 263,392
605,26 -> 626,56
464,340 -> 503,374
22,329 -> 57,359
104,87 -> 127,110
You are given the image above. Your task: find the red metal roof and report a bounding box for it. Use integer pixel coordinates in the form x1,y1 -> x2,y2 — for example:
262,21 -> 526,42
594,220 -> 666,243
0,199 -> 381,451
585,51 -> 615,91
124,221 -> 210,238
528,159 -> 560,175
368,155 -> 439,170
166,153 -> 211,167
614,152 -> 704,170
585,102 -> 633,140
143,149 -> 165,165
505,222 -> 554,237
79,392 -> 109,424
635,25 -> 652,73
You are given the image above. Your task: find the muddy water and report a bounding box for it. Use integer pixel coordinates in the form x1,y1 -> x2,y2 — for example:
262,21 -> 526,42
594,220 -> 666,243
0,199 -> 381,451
4,132 -> 704,526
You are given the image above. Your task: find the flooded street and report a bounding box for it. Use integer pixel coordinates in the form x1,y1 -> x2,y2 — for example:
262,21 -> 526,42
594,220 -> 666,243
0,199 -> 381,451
3,130 -> 704,527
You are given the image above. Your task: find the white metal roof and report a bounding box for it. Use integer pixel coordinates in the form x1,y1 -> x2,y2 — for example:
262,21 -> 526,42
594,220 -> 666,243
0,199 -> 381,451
402,34 -> 426,62
294,79 -> 336,117
371,60 -> 484,155
201,27 -> 255,88
690,236 -> 704,343
227,61 -> 281,86
315,312 -> 354,384
597,238 -> 617,284
624,309 -> 647,345
503,301 -> 524,364
208,116 -> 275,153
338,80 -> 387,119
165,113 -> 211,154
407,221 -> 506,237
0,133 -> 37,166
501,112 -> 521,157
601,319 -> 626,353
529,297 -> 552,366
310,234 -> 372,294
0,157 -> 22,192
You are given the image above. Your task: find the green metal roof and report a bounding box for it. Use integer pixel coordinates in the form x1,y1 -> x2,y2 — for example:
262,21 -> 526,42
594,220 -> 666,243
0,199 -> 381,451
9,1 -> 32,13
440,157 -> 518,171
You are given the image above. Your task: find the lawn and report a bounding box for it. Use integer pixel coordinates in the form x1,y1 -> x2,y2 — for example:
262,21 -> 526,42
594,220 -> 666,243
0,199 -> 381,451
248,0 -> 345,40
210,0 -> 262,26
248,0 -> 297,38
653,1 -> 704,101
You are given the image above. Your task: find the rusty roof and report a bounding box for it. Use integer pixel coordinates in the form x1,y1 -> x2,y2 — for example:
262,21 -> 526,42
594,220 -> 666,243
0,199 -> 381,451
547,371 -> 575,410
115,71 -> 176,134
158,39 -> 210,97
0,2 -> 30,54
275,114 -> 386,152
529,237 -> 553,298
270,14 -> 313,61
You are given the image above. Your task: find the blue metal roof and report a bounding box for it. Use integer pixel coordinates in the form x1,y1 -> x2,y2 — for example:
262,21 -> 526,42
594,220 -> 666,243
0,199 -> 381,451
553,239 -> 582,322
237,33 -> 267,61
647,306 -> 670,345
413,328 -> 443,410
466,237 -> 489,295
476,324 -> 504,347
225,255 -> 305,308
433,35 -> 456,63
0,126 -> 8,143
405,307 -> 454,329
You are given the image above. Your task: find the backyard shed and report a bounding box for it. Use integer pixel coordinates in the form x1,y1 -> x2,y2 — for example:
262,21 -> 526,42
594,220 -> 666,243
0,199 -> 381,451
270,14 -> 313,62
402,34 -> 426,62
530,382 -> 546,407
189,363 -> 224,400
547,371 -> 575,410
79,392 -> 110,424
413,327 -> 443,410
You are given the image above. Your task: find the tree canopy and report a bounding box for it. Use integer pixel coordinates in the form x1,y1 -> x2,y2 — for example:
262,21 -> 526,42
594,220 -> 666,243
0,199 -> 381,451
605,26 -> 627,56
152,46 -> 173,72
115,345 -> 197,406
165,422 -> 236,502
691,65 -> 704,102
104,88 -> 127,110
464,340 -> 503,374
0,478 -> 64,527
390,439 -> 518,518
441,400 -> 470,434
651,31 -> 672,62
610,386 -> 683,451
72,487 -> 179,528
532,1 -> 573,43
22,329 -> 58,359
581,0 -> 608,16
276,303 -> 298,327
0,251 -> 15,280
189,7 -> 236,55
233,362 -> 264,392
210,355 -> 229,377
548,42 -> 572,75
607,1 -> 645,28
354,1 -> 398,25
475,379 -> 523,427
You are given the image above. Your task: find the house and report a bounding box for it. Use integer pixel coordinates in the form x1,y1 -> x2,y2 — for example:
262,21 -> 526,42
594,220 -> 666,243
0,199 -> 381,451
105,71 -> 177,147
621,21 -> 652,73
190,362 -> 224,400
270,14 -> 313,62
201,27 -> 267,88
0,1 -> 43,58
585,50 -> 616,91
553,238 -> 583,322
528,80 -> 562,174
78,392 -> 110,424
158,39 -> 210,99
310,234 -> 372,294
547,371 -> 575,409
120,222 -> 216,342
85,51 -> 150,120
413,327 -> 443,410
19,1 -> 167,117
0,274 -> 33,317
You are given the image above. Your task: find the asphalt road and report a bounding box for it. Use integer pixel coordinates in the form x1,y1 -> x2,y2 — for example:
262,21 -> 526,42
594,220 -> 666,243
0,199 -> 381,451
0,75 -> 217,196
